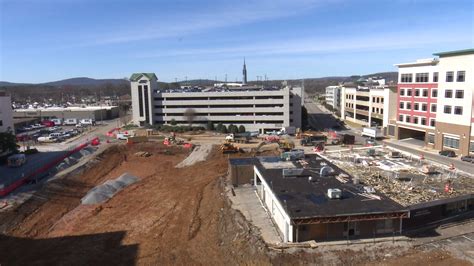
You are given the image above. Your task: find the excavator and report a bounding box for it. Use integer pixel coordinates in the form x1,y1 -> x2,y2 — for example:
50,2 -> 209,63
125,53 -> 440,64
278,139 -> 295,152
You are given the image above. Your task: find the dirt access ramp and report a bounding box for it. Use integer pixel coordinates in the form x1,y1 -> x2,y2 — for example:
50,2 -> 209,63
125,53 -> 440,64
175,144 -> 213,168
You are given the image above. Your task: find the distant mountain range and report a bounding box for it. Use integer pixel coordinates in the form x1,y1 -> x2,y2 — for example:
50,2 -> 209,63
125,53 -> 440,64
0,77 -> 128,87
1,72 -> 397,101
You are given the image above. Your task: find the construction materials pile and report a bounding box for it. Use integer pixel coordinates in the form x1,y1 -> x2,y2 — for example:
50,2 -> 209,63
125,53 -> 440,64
325,148 -> 474,206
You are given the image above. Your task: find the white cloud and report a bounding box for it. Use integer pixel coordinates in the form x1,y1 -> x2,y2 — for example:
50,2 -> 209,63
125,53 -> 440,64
79,0 -> 331,46
132,27 -> 472,59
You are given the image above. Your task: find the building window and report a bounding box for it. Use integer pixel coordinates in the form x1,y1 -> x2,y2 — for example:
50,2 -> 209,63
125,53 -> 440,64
457,71 -> 465,82
422,89 -> 428,97
431,104 -> 437,113
430,119 -> 436,127
443,136 -> 460,149
415,73 -> 429,82
445,89 -> 453,98
399,115 -> 403,121
414,103 -> 419,110
428,134 -> 434,144
407,89 -> 412,96
406,102 -> 412,110
432,89 -> 438,98
413,117 -> 418,124
421,117 -> 426,125
455,90 -> 464,99
380,109 -> 383,114
446,71 -> 454,82
470,142 -> 474,153
433,72 -> 438,82
415,89 -> 420,97
401,74 -> 413,83
381,98 -> 384,103
399,102 -> 404,109
422,103 -> 427,111
405,116 -> 410,123
444,105 -> 452,114
400,89 -> 405,96
454,106 -> 463,115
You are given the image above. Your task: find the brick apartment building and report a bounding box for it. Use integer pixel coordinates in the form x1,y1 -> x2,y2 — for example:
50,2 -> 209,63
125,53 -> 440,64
388,49 -> 474,156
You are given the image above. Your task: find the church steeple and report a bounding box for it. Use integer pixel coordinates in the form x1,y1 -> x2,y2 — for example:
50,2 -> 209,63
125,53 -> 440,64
242,58 -> 247,85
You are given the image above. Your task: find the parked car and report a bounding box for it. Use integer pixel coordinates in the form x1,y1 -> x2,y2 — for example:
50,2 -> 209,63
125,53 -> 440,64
50,118 -> 63,126
439,150 -> 456,157
461,155 -> 474,163
41,120 -> 55,127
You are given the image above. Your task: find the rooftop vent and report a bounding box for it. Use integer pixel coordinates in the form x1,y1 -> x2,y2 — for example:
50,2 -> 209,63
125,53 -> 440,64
320,166 -> 334,177
327,188 -> 342,199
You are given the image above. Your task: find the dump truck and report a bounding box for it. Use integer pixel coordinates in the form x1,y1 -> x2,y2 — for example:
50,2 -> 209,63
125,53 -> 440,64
300,134 -> 327,146
225,133 -> 251,143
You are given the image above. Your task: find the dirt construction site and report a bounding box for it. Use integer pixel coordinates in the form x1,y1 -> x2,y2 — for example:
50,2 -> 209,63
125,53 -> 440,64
0,141 -> 472,265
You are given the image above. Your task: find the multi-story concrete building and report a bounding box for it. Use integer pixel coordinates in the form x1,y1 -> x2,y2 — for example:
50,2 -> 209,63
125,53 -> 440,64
340,84 -> 397,129
324,86 -> 341,110
389,49 -> 474,156
0,91 -> 14,133
130,73 -> 303,133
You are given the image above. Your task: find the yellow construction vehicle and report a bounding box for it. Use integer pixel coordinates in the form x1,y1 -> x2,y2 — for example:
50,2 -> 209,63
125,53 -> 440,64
278,139 -> 295,152
220,143 -> 240,154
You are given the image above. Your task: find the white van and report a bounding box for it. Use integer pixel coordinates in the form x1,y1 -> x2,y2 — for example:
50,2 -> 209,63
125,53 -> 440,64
50,118 -> 63,126
64,118 -> 78,126
38,136 -> 55,143
79,119 -> 95,125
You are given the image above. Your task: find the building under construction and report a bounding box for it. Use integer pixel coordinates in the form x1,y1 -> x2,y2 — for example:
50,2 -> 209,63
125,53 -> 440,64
229,151 -> 474,243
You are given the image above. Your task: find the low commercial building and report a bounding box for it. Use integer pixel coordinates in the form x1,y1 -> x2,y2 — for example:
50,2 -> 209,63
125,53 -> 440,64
340,84 -> 397,129
229,150 -> 474,243
130,73 -> 303,133
324,86 -> 341,110
230,154 -> 408,242
0,91 -> 14,132
389,49 -> 474,156
13,106 -> 119,122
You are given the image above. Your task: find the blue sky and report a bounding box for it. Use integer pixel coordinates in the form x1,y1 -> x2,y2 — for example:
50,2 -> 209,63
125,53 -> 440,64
0,0 -> 473,83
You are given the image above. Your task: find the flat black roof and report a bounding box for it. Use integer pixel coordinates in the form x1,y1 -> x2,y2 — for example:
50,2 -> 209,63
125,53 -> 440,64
253,154 -> 406,220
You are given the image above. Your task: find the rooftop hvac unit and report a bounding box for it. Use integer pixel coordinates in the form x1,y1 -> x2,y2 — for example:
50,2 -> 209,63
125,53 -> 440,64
282,168 -> 305,177
327,188 -> 342,199
320,166 -> 334,177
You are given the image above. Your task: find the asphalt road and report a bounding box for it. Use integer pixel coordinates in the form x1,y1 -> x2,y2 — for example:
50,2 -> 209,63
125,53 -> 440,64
384,140 -> 474,174
304,99 -> 341,131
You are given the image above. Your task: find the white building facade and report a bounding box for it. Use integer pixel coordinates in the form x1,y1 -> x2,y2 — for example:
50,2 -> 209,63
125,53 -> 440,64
325,86 -> 341,110
130,73 -> 303,133
340,86 -> 397,129
0,92 -> 14,133
390,49 -> 474,156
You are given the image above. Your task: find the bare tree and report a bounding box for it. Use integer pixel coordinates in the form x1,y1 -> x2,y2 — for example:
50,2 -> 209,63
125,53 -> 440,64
184,108 -> 196,126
